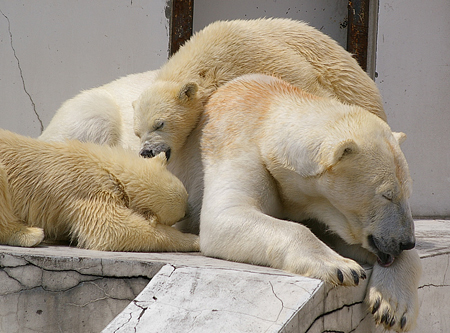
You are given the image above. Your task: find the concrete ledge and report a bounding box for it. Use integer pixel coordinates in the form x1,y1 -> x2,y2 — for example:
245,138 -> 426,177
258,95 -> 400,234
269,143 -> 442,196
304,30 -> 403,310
1,220 -> 449,332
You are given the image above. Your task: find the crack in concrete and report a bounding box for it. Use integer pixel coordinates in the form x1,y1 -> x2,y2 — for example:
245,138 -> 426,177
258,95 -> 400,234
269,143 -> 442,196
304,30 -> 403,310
132,301 -> 149,332
0,9 -> 44,133
112,310 -> 133,333
269,281 -> 285,323
418,283 -> 450,289
67,281 -> 137,307
5,255 -> 152,280
304,300 -> 365,333
348,312 -> 370,333
1,256 -> 150,296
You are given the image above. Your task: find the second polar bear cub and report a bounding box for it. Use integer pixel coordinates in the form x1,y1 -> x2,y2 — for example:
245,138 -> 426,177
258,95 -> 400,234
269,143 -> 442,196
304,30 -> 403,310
0,130 -> 198,252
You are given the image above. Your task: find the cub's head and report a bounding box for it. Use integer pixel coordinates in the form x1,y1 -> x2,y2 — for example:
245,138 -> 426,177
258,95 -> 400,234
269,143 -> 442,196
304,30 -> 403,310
313,115 -> 415,267
132,80 -> 204,160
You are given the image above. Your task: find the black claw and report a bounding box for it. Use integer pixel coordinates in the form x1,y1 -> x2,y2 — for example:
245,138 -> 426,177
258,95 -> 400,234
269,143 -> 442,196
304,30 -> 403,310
361,269 -> 367,280
372,298 -> 381,314
351,269 -> 359,285
400,316 -> 407,329
389,316 -> 396,327
337,269 -> 344,284
381,311 -> 390,324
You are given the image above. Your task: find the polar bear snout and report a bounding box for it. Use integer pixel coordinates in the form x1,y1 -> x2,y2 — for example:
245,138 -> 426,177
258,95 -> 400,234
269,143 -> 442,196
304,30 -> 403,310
368,234 -> 416,267
399,238 -> 416,251
140,142 -> 171,160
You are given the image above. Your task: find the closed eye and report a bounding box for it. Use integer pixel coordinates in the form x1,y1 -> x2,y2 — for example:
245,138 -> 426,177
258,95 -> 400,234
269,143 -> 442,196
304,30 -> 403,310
154,120 -> 164,131
382,193 -> 393,201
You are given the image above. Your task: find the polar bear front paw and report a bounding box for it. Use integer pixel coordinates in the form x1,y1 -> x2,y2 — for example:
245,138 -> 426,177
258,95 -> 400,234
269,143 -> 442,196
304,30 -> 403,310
285,251 -> 367,287
365,250 -> 421,332
318,256 -> 367,286
366,281 -> 418,331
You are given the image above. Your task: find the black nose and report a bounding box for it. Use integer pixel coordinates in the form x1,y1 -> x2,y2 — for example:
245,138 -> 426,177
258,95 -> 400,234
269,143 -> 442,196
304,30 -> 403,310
399,240 -> 416,251
139,145 -> 171,161
140,148 -> 156,158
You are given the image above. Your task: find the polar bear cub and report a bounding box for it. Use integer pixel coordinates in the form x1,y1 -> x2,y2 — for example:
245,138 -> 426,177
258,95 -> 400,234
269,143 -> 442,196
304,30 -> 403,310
0,129 -> 198,252
200,74 -> 421,331
39,70 -> 159,152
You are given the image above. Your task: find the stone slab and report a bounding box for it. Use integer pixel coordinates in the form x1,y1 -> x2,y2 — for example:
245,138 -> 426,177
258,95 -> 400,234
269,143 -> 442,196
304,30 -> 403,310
103,264 -> 323,333
1,220 -> 449,332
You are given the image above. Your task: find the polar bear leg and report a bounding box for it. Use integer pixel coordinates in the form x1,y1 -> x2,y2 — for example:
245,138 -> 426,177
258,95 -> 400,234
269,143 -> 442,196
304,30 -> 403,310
73,202 -> 199,252
39,89 -> 122,146
0,163 -> 44,247
200,160 -> 366,286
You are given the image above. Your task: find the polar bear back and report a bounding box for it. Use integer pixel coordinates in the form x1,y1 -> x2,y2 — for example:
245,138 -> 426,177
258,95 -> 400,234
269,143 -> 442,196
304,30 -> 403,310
158,18 -> 385,120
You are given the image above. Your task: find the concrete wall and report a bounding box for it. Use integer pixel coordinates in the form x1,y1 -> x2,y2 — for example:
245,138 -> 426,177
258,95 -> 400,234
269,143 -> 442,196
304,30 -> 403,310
0,0 -> 169,138
375,0 -> 450,217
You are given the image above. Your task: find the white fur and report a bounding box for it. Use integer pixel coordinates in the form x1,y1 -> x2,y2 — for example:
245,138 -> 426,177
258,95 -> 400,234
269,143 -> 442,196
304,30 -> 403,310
39,70 -> 158,151
199,74 -> 421,331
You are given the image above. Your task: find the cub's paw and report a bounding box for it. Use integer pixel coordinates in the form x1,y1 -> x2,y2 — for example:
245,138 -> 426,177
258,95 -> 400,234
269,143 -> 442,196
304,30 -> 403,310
178,233 -> 200,252
10,227 -> 45,247
366,250 -> 421,331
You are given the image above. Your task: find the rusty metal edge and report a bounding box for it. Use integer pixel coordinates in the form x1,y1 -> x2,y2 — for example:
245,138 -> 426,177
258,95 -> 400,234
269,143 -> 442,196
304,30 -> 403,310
169,0 -> 194,57
347,0 -> 370,72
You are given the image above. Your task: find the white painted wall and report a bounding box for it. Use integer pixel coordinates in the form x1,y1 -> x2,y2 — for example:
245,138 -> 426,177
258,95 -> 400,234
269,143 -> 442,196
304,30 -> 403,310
0,0 -> 169,137
376,0 -> 450,217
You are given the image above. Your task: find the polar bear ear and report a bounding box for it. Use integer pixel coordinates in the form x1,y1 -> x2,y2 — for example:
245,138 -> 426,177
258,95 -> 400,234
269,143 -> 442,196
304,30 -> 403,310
393,132 -> 407,145
291,139 -> 358,177
320,139 -> 359,172
178,82 -> 198,102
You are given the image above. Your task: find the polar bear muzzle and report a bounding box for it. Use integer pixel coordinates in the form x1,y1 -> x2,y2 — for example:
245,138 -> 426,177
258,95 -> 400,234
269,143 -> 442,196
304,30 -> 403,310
367,234 -> 416,267
140,142 -> 171,160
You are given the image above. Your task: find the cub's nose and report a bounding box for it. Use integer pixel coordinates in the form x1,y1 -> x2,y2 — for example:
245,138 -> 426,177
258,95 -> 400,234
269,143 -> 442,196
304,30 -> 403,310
140,148 -> 155,158
139,143 -> 171,160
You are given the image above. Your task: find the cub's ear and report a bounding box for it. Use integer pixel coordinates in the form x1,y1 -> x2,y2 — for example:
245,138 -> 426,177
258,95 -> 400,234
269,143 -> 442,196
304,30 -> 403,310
178,82 -> 198,102
393,132 -> 407,145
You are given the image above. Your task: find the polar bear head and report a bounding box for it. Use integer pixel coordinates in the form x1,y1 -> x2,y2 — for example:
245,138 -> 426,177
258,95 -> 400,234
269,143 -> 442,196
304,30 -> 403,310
265,104 -> 415,268
133,80 -> 205,160
305,114 -> 414,267
320,130 -> 414,265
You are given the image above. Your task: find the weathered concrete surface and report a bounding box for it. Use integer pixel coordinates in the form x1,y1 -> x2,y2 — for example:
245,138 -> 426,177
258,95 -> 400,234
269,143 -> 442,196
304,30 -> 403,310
105,264 -> 324,333
103,219 -> 450,333
0,220 -> 449,333
0,250 -> 160,333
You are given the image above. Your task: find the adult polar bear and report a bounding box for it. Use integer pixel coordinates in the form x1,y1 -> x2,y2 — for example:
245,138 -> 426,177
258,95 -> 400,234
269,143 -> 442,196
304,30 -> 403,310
40,19 -> 420,331
200,74 -> 421,331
